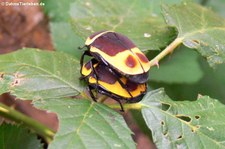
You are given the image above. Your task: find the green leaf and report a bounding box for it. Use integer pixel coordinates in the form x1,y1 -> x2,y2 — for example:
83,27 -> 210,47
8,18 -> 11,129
0,74 -> 12,95
162,2 -> 225,67
43,0 -> 177,55
34,98 -> 135,149
149,46 -> 203,83
148,0 -> 184,15
206,0 -> 225,18
41,0 -> 75,21
153,60 -> 225,103
141,88 -> 225,149
69,0 -> 177,51
41,0 -> 83,56
0,48 -> 84,100
0,123 -> 43,149
50,22 -> 83,59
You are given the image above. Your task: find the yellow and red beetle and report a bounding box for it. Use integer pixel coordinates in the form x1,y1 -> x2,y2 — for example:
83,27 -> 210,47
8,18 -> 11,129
80,31 -> 150,84
80,59 -> 147,111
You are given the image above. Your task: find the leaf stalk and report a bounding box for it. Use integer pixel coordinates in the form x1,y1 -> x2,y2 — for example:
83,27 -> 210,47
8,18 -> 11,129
0,103 -> 55,143
149,37 -> 183,67
108,103 -> 143,111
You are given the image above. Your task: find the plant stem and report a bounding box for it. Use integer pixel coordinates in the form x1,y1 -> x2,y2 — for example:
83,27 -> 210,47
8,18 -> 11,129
0,103 -> 55,143
108,103 -> 143,111
149,37 -> 183,67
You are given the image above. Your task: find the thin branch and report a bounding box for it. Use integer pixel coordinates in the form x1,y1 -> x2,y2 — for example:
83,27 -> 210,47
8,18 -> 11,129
149,37 -> 183,67
108,102 -> 143,111
0,103 -> 55,143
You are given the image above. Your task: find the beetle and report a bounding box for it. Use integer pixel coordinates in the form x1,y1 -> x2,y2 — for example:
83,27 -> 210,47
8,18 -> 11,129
80,58 -> 133,98
80,59 -> 147,111
80,31 -> 150,84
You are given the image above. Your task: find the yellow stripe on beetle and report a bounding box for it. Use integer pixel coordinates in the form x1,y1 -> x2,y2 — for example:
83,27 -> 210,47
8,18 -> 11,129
90,46 -> 150,75
81,30 -> 150,84
88,76 -> 146,98
85,30 -> 114,45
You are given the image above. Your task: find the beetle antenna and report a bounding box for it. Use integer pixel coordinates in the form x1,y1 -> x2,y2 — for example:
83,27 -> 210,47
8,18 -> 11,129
78,45 -> 87,50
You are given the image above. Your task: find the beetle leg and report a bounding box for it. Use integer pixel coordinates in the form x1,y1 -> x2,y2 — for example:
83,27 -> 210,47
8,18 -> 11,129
98,89 -> 125,112
79,75 -> 87,80
108,68 -> 133,98
80,50 -> 87,68
114,98 -> 124,112
89,59 -> 99,81
97,56 -> 133,98
87,85 -> 97,102
89,60 -> 99,98
80,50 -> 91,75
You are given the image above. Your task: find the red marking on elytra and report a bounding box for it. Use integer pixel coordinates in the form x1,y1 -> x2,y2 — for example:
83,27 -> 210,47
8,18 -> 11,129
125,55 -> 136,68
136,53 -> 149,63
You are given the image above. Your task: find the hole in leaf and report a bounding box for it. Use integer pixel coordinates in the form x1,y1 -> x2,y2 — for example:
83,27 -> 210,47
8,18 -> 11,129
189,39 -> 201,48
160,121 -> 165,126
176,115 -> 191,122
195,115 -> 200,120
163,132 -> 168,136
191,129 -> 195,133
11,79 -> 20,86
0,73 -> 4,78
191,125 -> 200,133
177,135 -> 182,140
192,40 -> 200,44
161,103 -> 170,111
14,79 -> 19,85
